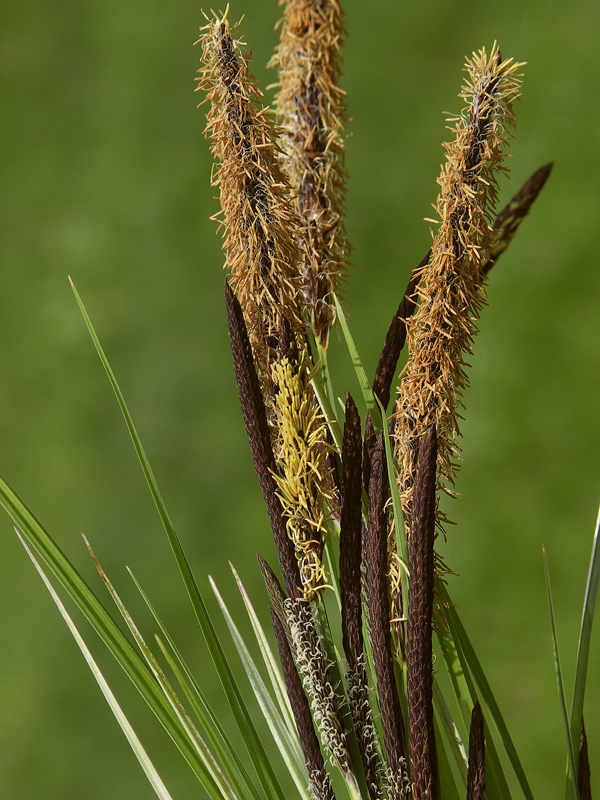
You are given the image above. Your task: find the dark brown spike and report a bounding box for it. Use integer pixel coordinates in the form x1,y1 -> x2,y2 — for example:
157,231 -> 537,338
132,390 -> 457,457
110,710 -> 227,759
466,703 -> 485,800
340,393 -> 364,667
483,163 -> 553,273
363,433 -> 408,783
257,554 -> 288,624
362,411 -> 376,494
578,717 -> 592,800
407,424 -> 438,800
270,609 -> 336,800
372,251 -> 430,410
225,282 -> 301,600
339,395 -> 385,798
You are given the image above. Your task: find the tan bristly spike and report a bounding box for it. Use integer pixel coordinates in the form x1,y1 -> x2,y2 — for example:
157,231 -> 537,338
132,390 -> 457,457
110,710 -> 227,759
197,11 -> 306,383
393,43 -> 523,532
272,353 -> 335,599
270,0 -> 349,346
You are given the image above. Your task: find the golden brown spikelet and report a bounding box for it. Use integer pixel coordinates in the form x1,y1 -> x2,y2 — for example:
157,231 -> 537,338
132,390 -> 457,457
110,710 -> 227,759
393,43 -> 522,529
270,0 -> 349,345
271,351 -> 335,599
197,13 -> 306,381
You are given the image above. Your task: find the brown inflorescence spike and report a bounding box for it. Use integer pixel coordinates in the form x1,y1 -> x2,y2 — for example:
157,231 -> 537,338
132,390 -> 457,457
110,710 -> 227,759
364,250 -> 429,500
407,425 -> 438,800
225,283 -> 302,600
466,703 -> 485,800
198,14 -> 305,383
578,717 -> 592,800
363,434 -> 409,800
257,554 -> 289,625
340,393 -> 364,667
405,163 -> 551,318
393,44 -> 522,532
339,395 -> 384,800
271,0 -> 350,345
483,162 -> 553,273
271,609 -> 336,800
372,252 -> 430,411
362,412 -> 376,498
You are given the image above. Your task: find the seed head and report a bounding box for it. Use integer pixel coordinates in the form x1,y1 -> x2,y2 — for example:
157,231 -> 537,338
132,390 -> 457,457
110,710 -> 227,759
198,12 -> 306,380
393,43 -> 522,527
270,0 -> 349,344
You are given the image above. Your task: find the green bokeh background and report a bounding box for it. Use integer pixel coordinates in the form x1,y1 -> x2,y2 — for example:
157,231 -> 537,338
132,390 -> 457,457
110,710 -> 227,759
1,0 -> 599,797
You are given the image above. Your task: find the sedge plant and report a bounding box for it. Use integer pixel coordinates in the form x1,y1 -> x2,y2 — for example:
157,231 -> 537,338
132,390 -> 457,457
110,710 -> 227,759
0,2 -> 597,800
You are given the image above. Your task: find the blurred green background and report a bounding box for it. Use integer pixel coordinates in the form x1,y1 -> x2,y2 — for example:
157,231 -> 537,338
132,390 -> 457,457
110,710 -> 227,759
1,0 -> 599,797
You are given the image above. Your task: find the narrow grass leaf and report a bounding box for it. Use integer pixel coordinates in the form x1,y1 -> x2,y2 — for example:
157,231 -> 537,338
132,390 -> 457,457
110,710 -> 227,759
85,538 -> 242,800
323,521 -> 342,608
17,531 -> 175,800
433,679 -> 468,784
230,564 -> 297,734
436,621 -> 473,731
543,548 -> 579,800
569,501 -> 600,781
127,568 -> 263,800
0,476 -> 223,800
70,279 -> 287,800
436,605 -> 512,800
438,584 -> 534,800
209,576 -> 310,799
433,711 -> 462,800
333,294 -> 381,432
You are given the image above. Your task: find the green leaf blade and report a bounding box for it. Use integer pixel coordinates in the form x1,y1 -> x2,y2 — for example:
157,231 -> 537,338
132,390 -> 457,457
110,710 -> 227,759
569,502 -> 600,780
543,549 -> 579,800
70,281 -> 288,800
17,531 -> 176,800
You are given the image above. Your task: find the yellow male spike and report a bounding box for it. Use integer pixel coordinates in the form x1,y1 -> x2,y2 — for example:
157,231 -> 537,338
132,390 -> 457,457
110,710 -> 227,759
272,354 -> 335,599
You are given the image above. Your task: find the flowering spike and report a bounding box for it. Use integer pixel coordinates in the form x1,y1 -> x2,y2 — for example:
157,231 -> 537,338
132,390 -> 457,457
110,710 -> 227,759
339,393 -> 364,666
285,598 -> 353,778
393,43 -> 523,528
407,425 -> 438,800
225,283 -> 302,600
198,13 -> 305,380
271,0 -> 349,344
372,252 -> 428,411
271,609 -> 336,800
257,554 -> 289,624
484,162 -> 553,273
272,351 -> 335,599
364,434 -> 410,799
